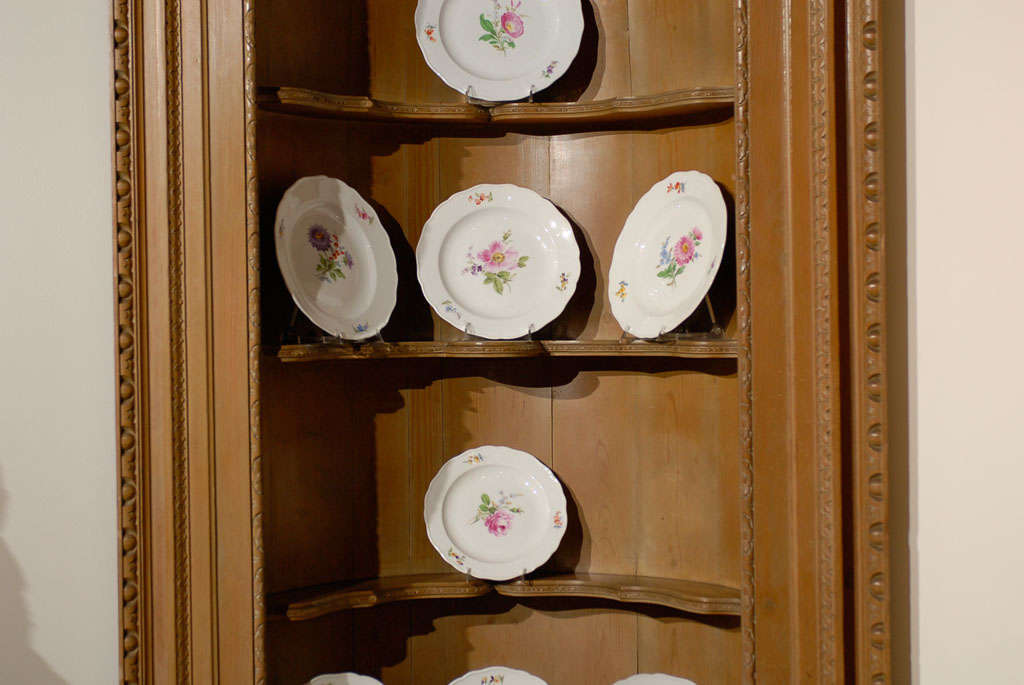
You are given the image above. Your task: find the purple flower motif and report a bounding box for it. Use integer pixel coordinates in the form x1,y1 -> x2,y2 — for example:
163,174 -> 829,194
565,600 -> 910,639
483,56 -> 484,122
308,225 -> 332,252
341,251 -> 354,268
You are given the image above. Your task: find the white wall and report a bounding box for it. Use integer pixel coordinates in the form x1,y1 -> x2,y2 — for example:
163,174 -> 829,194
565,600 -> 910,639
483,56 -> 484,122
0,1 -> 118,684
905,1 -> 1024,682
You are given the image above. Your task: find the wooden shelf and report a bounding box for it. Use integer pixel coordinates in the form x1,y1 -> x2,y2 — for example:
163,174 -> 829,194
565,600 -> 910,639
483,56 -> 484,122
271,574 -> 492,622
272,573 -> 740,622
257,86 -> 734,128
495,574 -> 741,616
276,338 -> 739,362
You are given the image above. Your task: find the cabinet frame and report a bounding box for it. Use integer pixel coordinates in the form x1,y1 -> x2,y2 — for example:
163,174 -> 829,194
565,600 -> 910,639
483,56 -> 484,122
111,0 -> 891,682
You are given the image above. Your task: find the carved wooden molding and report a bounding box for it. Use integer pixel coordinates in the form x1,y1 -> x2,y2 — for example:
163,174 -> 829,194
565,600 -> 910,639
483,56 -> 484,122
243,0 -> 266,682
809,0 -> 842,680
113,1 -> 144,681
847,0 -> 891,682
733,0 -> 754,682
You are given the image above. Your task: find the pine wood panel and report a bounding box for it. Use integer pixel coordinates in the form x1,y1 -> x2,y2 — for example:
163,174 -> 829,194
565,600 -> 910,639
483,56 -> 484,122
636,613 -> 742,685
627,0 -> 734,94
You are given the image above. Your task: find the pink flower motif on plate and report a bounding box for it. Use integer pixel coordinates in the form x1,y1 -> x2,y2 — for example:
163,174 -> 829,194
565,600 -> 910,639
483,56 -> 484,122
485,510 -> 513,536
656,228 -> 703,286
553,511 -> 564,529
462,230 -> 530,295
673,235 -> 696,265
501,10 -> 524,38
471,490 -> 523,536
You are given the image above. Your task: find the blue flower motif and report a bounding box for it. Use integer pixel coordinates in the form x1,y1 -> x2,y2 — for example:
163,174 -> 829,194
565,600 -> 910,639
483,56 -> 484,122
658,237 -> 672,268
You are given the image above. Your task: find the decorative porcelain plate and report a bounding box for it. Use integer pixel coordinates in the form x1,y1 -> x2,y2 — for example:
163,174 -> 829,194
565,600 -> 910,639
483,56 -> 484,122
417,184 -> 579,339
414,0 -> 584,102
449,666 -> 548,685
308,674 -> 383,685
274,176 -> 398,340
608,171 -> 728,339
612,676 -> 698,685
424,446 -> 567,581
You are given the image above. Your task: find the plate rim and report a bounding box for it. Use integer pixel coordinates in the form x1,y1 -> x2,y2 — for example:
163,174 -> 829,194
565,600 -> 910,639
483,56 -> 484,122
448,665 -> 549,685
608,170 -> 728,339
424,445 -> 568,581
274,175 -> 398,341
308,673 -> 383,685
414,0 -> 584,102
611,676 -> 698,685
416,182 -> 580,340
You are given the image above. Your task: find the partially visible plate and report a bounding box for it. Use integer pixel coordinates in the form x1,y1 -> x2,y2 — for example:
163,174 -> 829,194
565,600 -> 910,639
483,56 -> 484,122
275,176 -> 398,340
308,674 -> 382,685
414,0 -> 584,102
613,676 -> 698,685
417,184 -> 579,339
449,666 -> 548,685
608,171 -> 727,339
424,446 -> 567,581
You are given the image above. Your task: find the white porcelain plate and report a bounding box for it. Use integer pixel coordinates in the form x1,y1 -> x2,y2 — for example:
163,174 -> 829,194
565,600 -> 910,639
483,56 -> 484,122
449,666 -> 548,685
425,446 -> 567,581
608,171 -> 728,339
417,184 -> 579,339
414,0 -> 584,102
275,176 -> 398,340
308,674 -> 382,685
612,676 -> 697,685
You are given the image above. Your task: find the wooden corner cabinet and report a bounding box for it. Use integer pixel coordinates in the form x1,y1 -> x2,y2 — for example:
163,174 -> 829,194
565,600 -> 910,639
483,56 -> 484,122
113,0 -> 891,683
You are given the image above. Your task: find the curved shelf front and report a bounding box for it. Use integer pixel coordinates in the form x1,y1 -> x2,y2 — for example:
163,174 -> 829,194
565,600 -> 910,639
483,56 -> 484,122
273,574 -> 492,622
272,573 -> 740,622
495,573 -> 741,616
257,86 -> 735,129
276,338 -> 739,362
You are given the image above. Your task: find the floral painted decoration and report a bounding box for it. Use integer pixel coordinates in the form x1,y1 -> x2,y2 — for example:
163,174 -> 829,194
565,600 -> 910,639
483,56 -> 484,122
442,299 -> 461,320
353,322 -> 369,333
424,24 -> 438,42
656,229 -> 703,286
553,511 -> 564,529
448,547 -> 466,568
615,280 -> 628,302
469,191 -> 494,205
463,230 -> 529,294
308,224 -> 353,282
480,676 -> 505,684
479,1 -> 526,54
667,181 -> 685,193
542,60 -> 558,78
355,205 -> 374,223
464,453 -> 484,464
471,490 -> 523,536
557,272 -> 569,291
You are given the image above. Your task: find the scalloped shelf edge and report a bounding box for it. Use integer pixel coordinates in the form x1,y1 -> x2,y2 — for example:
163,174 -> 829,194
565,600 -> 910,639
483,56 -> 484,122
276,338 -> 740,362
257,86 -> 735,127
272,573 -> 741,622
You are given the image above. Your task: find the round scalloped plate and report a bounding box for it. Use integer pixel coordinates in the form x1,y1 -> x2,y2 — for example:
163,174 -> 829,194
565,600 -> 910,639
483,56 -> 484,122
425,446 -> 567,581
414,0 -> 584,102
608,171 -> 728,339
417,184 -> 579,339
274,176 -> 397,340
449,666 -> 548,685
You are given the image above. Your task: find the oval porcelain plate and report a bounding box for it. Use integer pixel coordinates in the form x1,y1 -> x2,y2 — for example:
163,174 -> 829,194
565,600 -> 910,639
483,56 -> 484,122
417,184 -> 579,339
449,666 -> 548,685
425,446 -> 567,581
414,0 -> 584,102
608,171 -> 727,339
308,674 -> 382,685
275,176 -> 398,340
613,676 -> 697,685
